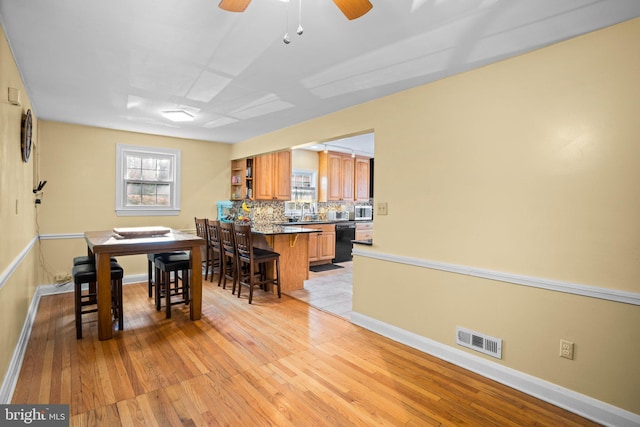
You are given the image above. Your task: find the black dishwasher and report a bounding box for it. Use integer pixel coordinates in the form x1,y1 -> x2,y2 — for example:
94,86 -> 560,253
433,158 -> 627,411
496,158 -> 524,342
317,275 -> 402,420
334,222 -> 356,263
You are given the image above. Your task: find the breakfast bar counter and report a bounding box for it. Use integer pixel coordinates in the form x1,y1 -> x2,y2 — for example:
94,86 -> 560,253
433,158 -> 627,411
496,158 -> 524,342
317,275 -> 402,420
250,224 -> 319,292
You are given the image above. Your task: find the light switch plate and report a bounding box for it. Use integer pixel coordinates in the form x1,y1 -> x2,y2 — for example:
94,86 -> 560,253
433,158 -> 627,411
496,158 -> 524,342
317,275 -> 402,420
376,202 -> 388,215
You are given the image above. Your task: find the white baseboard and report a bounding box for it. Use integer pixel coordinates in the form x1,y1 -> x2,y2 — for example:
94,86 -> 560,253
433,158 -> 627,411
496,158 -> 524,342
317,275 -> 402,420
0,273 -> 148,403
350,312 -> 640,427
0,287 -> 42,404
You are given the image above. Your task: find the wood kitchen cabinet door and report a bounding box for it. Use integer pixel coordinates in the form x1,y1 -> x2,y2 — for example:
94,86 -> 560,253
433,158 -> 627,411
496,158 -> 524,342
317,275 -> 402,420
273,150 -> 291,200
302,224 -> 335,264
308,232 -> 319,262
254,150 -> 291,200
354,156 -> 370,201
254,153 -> 274,200
327,152 -> 343,201
318,229 -> 336,260
341,155 -> 354,201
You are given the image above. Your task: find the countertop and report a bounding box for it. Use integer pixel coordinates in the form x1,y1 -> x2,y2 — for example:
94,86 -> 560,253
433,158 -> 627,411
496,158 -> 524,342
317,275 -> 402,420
278,219 -> 372,226
251,224 -> 321,235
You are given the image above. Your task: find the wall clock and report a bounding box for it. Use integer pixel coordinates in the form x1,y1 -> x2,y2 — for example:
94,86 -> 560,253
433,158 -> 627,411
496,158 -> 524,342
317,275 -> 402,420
21,109 -> 32,163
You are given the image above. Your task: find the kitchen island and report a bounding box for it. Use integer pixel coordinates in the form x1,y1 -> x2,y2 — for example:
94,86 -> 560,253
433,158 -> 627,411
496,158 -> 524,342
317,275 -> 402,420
251,224 -> 319,292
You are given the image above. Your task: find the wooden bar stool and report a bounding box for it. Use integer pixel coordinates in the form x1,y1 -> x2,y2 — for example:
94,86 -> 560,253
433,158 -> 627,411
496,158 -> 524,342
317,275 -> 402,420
218,222 -> 238,294
72,255 -> 117,304
72,261 -> 124,339
234,223 -> 281,304
206,219 -> 223,286
154,252 -> 191,319
195,217 -> 211,280
147,252 -> 187,298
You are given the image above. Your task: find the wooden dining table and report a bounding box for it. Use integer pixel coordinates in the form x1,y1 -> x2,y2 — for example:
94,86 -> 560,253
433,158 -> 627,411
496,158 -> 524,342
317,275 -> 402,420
84,227 -> 205,340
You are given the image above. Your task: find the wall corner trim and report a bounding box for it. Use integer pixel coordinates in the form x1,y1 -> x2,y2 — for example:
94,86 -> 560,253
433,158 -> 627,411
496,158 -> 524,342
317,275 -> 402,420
350,312 -> 640,427
352,248 -> 640,306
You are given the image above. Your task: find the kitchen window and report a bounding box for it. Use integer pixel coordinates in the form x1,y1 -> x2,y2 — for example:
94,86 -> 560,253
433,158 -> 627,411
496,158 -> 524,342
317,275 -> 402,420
115,144 -> 181,216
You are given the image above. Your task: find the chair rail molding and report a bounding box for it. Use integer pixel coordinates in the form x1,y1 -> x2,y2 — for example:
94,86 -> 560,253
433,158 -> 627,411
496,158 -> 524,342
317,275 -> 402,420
352,248 -> 640,306
0,236 -> 38,291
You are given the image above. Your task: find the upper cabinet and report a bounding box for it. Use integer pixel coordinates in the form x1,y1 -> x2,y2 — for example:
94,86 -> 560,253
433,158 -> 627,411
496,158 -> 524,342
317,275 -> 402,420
354,156 -> 370,201
254,150 -> 292,201
318,151 -> 371,202
230,158 -> 253,200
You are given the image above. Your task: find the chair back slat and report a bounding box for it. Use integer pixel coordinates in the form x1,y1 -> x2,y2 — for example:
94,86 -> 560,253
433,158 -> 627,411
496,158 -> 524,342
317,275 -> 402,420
219,222 -> 237,256
234,224 -> 253,259
194,217 -> 208,240
206,219 -> 221,249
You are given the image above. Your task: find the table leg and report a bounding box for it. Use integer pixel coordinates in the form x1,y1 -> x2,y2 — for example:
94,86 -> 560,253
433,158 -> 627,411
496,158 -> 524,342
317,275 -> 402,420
190,245 -> 202,320
96,253 -> 113,340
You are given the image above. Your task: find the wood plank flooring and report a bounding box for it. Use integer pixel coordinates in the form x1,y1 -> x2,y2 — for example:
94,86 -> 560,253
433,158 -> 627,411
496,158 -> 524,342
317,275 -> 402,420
12,279 -> 599,426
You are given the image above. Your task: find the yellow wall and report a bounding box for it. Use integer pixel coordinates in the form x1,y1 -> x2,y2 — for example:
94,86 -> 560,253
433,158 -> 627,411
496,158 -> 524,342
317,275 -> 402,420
2,15 -> 639,416
292,148 -> 319,171
232,19 -> 640,414
36,121 -> 231,280
0,23 -> 39,387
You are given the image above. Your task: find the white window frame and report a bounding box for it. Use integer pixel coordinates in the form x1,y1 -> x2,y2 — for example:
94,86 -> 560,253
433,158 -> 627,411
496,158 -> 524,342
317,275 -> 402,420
115,144 -> 181,216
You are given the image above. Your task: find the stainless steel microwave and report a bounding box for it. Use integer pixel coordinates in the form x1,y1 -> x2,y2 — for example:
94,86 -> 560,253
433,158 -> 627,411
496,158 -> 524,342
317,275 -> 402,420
354,205 -> 373,220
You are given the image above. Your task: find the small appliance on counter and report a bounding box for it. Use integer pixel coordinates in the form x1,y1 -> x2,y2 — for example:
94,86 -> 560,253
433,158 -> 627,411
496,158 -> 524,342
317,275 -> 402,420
326,210 -> 350,221
216,200 -> 235,222
353,204 -> 373,221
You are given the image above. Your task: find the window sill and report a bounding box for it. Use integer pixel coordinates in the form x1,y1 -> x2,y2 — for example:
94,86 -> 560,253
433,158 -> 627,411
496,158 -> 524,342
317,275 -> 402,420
116,209 -> 180,217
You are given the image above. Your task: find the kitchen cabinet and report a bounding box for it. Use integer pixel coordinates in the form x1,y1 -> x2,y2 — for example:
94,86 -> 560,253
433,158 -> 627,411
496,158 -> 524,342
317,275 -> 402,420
355,222 -> 373,241
254,150 -> 292,201
301,223 -> 335,265
354,156 -> 370,201
230,157 -> 253,200
318,151 -> 370,202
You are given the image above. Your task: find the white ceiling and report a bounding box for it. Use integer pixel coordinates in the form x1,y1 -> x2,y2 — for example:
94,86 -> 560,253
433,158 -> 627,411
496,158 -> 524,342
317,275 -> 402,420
1,0 -> 639,146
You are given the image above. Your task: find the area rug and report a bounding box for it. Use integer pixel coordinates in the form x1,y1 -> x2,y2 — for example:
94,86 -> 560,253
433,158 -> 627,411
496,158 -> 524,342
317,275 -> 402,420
309,264 -> 344,273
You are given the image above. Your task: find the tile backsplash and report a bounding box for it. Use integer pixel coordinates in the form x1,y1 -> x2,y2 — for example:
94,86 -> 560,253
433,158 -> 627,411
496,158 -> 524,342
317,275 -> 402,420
230,200 -> 372,224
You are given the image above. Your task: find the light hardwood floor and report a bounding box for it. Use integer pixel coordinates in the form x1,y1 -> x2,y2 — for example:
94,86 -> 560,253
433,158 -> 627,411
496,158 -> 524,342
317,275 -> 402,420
12,278 -> 598,426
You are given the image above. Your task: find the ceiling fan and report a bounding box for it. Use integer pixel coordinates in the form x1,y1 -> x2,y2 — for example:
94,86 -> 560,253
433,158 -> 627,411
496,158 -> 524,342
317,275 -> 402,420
219,0 -> 373,20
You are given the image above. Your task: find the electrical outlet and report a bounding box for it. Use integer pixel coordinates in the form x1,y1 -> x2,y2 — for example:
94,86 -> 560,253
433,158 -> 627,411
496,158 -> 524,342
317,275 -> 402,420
376,202 -> 388,216
560,339 -> 574,360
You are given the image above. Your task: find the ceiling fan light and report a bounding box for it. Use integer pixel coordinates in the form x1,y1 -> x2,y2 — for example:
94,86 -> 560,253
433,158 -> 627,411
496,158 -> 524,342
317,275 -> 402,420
162,110 -> 195,122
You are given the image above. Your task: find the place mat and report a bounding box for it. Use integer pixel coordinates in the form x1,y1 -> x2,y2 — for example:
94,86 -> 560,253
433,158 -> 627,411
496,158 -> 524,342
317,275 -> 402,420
309,264 -> 344,273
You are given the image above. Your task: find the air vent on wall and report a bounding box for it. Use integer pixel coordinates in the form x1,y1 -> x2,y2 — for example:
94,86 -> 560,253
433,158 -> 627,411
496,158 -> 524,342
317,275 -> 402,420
456,326 -> 502,359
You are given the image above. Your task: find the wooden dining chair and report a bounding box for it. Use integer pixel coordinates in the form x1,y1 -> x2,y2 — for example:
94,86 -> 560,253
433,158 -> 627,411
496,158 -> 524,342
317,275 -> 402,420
194,217 -> 211,281
233,223 -> 281,304
206,219 -> 223,286
218,221 -> 239,294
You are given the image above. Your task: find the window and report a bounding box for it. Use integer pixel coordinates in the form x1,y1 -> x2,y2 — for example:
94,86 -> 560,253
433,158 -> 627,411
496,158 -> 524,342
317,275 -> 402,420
116,144 -> 181,216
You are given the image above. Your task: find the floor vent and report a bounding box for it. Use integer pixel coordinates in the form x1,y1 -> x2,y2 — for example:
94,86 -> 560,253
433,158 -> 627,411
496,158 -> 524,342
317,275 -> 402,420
456,326 -> 502,359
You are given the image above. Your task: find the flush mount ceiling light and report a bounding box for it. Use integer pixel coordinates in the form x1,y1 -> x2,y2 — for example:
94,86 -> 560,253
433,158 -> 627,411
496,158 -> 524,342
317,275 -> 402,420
162,110 -> 194,122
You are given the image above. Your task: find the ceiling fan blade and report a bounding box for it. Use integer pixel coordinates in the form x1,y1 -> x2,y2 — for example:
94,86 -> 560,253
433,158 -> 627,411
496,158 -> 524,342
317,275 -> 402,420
332,0 -> 373,20
219,0 -> 252,13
